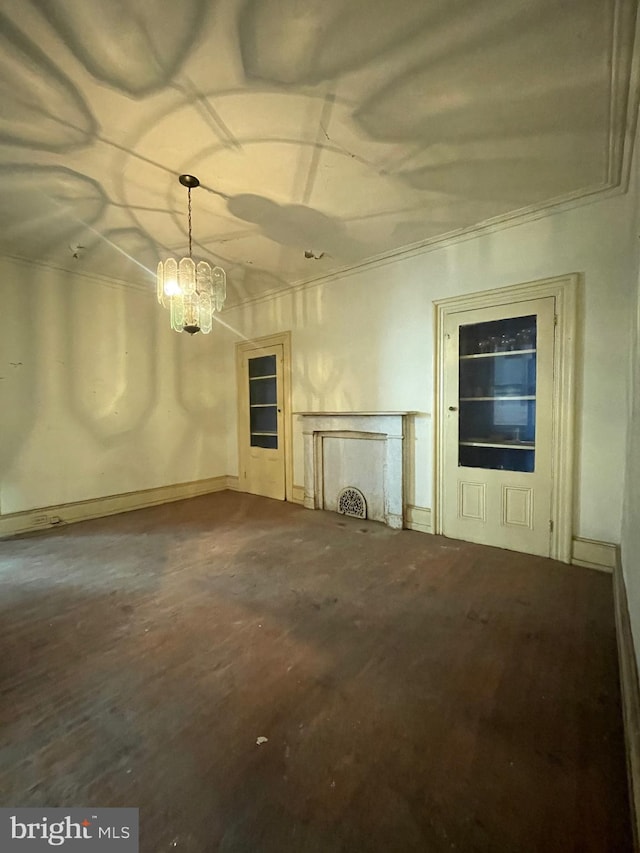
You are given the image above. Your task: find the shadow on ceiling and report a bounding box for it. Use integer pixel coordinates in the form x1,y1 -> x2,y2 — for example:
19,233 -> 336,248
29,0 -> 213,97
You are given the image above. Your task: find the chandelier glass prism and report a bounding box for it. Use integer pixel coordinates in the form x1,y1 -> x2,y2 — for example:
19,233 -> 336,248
156,174 -> 226,334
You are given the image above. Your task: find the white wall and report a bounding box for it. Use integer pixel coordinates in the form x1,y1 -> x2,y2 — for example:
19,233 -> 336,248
224,187 -> 639,545
622,145 -> 640,652
4,181 -> 637,548
0,257 -> 232,515
622,260 -> 640,651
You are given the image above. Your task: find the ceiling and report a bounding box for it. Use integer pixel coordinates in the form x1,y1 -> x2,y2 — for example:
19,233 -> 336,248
0,0 -> 637,306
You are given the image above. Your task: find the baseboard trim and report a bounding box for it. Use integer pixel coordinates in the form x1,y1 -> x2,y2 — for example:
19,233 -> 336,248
571,536 -> 617,572
396,518 -> 615,568
292,496 -> 433,527
3,485 -> 616,577
613,548 -> 640,851
405,505 -> 433,534
0,476 -> 229,538
225,479 -> 303,504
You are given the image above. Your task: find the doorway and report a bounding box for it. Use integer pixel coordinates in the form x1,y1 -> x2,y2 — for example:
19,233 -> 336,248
236,332 -> 292,501
434,275 -> 577,561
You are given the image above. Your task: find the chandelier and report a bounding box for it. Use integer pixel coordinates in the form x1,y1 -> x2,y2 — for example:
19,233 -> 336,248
156,174 -> 226,334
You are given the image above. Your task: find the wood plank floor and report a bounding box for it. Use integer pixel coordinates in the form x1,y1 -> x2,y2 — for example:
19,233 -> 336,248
0,491 -> 631,852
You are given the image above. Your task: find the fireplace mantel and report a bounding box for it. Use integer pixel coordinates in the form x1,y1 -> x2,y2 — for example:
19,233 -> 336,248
297,412 -> 412,528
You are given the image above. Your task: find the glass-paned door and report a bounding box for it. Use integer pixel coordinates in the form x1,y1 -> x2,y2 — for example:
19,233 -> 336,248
442,298 -> 554,557
238,343 -> 285,500
458,315 -> 536,473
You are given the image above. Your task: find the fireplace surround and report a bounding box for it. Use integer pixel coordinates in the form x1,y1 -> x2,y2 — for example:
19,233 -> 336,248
297,412 -> 409,529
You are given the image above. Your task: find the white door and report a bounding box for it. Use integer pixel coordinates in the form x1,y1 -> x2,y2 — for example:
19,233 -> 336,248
441,297 -> 555,557
238,343 -> 285,500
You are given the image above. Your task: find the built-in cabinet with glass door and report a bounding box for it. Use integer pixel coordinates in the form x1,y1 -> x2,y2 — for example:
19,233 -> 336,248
237,341 -> 286,501
249,354 -> 279,449
458,315 -> 537,472
441,297 -> 555,557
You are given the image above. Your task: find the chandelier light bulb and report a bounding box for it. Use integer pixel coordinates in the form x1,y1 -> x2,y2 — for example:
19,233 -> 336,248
164,278 -> 181,297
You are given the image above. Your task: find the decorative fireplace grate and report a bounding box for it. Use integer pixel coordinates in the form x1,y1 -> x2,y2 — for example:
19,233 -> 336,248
337,487 -> 367,519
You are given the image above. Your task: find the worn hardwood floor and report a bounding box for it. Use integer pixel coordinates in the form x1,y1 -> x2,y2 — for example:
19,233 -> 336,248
0,491 -> 631,852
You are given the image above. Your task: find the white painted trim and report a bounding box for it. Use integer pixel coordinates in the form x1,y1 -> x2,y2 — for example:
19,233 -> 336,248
608,0 -> 640,189
613,548 -> 640,850
226,475 -> 240,491
405,505 -> 432,534
0,476 -> 229,539
0,252 -> 152,295
400,511 -> 615,570
571,536 -> 617,573
291,485 -> 305,505
433,274 -> 578,563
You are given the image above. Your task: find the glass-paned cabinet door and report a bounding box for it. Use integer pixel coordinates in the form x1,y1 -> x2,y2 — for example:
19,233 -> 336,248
458,315 -> 536,472
248,354 -> 278,449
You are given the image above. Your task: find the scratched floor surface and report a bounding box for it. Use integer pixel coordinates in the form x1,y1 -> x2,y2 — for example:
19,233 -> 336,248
0,491 -> 631,852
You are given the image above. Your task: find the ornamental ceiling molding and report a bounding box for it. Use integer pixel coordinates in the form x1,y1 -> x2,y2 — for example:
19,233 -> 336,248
0,0 -> 640,308
0,252 -> 152,296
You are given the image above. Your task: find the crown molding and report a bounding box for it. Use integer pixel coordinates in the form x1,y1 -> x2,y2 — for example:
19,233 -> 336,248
3,2 -> 637,314
2,171 -> 631,313
224,180 -> 627,313
0,252 -> 153,295
214,1 -> 640,314
607,0 -> 640,188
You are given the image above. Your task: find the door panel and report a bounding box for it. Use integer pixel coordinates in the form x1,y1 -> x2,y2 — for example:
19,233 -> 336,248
239,344 -> 285,500
442,297 -> 554,556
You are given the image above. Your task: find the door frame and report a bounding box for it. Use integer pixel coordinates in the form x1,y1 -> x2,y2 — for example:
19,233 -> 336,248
236,331 -> 293,501
433,274 -> 578,562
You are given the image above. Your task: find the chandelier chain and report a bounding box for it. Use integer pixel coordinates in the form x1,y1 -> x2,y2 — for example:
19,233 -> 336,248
188,187 -> 192,258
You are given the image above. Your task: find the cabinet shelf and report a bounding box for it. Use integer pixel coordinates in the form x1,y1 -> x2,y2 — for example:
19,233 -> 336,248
459,440 -> 535,450
459,349 -> 536,360
459,395 -> 536,402
250,403 -> 276,408
249,374 -> 277,381
251,431 -> 278,436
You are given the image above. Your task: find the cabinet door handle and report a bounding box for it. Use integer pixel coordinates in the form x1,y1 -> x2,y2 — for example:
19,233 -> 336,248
448,406 -> 458,411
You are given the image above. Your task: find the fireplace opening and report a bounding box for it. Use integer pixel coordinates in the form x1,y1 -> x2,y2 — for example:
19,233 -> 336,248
337,487 -> 367,519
